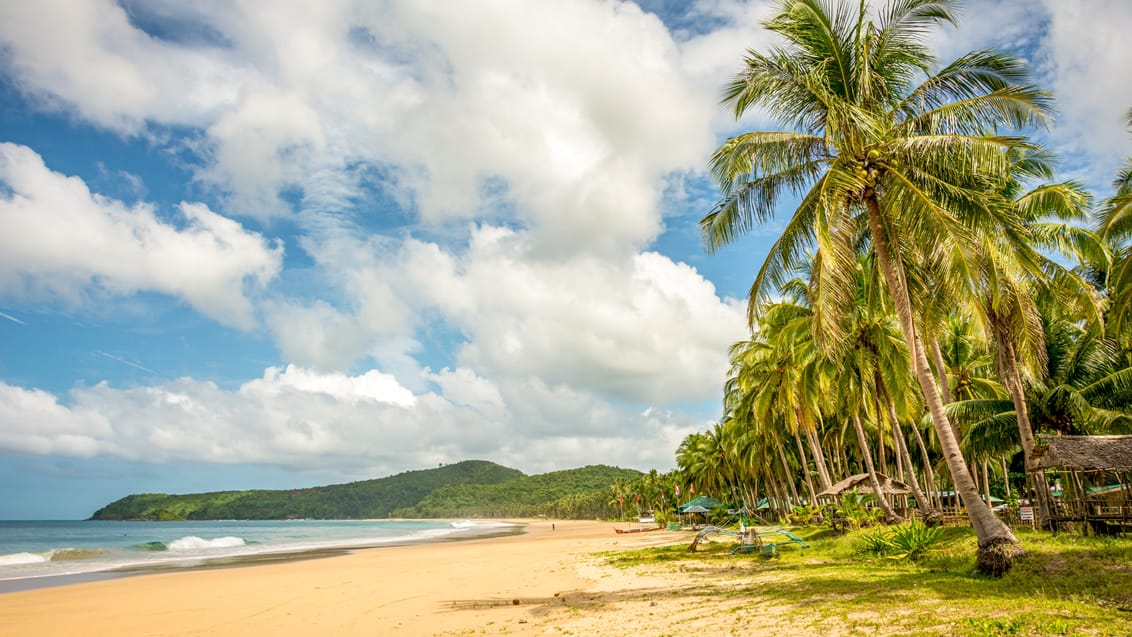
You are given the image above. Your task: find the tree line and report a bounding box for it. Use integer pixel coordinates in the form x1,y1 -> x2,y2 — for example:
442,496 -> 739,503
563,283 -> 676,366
674,0 -> 1132,575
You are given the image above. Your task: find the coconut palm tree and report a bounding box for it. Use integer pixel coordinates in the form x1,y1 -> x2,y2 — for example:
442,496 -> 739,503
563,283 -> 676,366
964,150 -> 1103,524
954,304 -> 1132,460
700,0 -> 1050,573
1098,108 -> 1132,348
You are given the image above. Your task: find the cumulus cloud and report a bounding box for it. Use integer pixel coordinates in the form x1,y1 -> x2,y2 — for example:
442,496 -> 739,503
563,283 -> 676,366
408,226 -> 749,403
0,143 -> 283,328
266,226 -> 748,403
1,0 -> 716,251
1039,0 -> 1132,180
0,369 -> 703,475
0,0 -> 250,132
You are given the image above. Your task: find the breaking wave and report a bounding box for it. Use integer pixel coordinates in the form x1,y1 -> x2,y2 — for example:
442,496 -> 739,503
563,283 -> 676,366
166,536 -> 247,551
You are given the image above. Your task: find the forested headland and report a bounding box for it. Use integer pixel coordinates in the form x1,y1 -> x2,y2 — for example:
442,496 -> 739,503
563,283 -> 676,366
88,460 -> 642,521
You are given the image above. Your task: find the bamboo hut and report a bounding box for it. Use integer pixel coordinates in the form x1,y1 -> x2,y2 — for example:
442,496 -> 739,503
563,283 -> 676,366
817,472 -> 915,524
817,472 -> 914,498
1029,435 -> 1132,535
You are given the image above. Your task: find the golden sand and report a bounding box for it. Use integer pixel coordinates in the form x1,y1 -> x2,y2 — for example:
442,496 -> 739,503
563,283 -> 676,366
0,520 -> 808,636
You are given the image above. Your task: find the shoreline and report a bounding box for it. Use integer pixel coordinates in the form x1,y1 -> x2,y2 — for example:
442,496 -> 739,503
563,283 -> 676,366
0,519 -> 525,595
0,519 -> 687,637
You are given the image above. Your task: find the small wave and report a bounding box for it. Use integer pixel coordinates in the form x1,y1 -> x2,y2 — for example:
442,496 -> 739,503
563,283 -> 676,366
49,548 -> 107,561
166,536 -> 246,551
0,552 -> 49,566
449,520 -> 513,529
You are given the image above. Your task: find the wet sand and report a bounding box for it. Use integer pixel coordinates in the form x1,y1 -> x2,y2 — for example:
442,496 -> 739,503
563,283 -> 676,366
0,520 -> 691,636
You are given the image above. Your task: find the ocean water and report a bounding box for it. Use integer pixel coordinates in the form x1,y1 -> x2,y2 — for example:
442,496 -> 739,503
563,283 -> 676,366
0,519 -> 519,591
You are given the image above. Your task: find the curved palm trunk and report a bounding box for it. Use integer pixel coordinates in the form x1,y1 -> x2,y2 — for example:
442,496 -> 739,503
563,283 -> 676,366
992,324 -> 1053,525
908,418 -> 939,510
793,429 -> 819,504
931,339 -> 955,404
877,371 -> 941,523
850,413 -> 902,522
865,196 -> 1022,574
771,430 -> 801,506
804,424 -> 834,491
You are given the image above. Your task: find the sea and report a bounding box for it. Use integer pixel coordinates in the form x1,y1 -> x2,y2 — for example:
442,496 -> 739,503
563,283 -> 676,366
0,519 -> 520,593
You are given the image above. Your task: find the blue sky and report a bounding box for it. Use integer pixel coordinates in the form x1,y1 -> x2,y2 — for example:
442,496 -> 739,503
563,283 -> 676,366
1,0 -> 1130,519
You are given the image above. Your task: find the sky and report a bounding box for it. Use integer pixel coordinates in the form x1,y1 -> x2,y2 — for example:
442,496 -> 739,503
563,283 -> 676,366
1,0 -> 1130,519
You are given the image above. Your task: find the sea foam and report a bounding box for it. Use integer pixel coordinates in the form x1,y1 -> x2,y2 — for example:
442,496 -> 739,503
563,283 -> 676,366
166,536 -> 246,551
0,552 -> 49,566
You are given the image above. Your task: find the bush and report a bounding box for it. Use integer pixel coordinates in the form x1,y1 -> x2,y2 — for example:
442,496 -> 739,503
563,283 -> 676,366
859,522 -> 944,562
789,504 -> 822,526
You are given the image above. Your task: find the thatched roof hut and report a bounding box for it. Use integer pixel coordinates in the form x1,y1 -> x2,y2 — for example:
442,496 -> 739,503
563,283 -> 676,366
1030,435 -> 1132,471
817,472 -> 913,498
1028,435 -> 1132,533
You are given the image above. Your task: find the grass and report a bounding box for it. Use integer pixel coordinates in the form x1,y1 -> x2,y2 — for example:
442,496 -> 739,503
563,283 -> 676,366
599,526 -> 1131,636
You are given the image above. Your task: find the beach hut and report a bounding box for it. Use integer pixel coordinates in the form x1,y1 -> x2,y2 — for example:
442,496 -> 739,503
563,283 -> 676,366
1029,434 -> 1132,534
816,473 -> 915,527
816,473 -> 914,499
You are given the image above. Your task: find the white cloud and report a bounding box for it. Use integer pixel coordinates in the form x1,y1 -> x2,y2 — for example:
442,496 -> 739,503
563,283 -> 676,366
1039,0 -> 1132,182
244,364 -> 416,407
268,225 -> 748,403
0,143 -> 283,328
0,369 -> 703,475
0,0 -> 251,132
1,0 -> 717,252
404,225 -> 749,403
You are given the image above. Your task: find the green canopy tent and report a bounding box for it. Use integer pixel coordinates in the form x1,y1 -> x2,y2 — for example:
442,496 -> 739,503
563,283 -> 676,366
678,496 -> 723,512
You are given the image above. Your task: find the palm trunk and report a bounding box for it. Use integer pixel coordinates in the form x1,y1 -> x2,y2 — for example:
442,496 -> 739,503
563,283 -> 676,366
879,373 -> 941,523
865,195 -> 1022,574
877,427 -> 888,476
793,429 -> 819,504
982,460 -> 992,510
836,432 -> 848,478
931,338 -> 954,404
768,471 -> 788,520
804,420 -> 834,491
992,323 -> 1052,526
851,412 -> 902,522
908,417 -> 939,510
771,430 -> 800,506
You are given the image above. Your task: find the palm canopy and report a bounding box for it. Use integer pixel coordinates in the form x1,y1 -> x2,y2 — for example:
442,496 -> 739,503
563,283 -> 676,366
954,309 -> 1132,460
1097,108 -> 1132,336
701,0 -> 1050,334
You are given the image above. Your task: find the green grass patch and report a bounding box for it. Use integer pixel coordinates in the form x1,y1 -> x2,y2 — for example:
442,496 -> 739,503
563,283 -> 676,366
599,526 -> 1132,636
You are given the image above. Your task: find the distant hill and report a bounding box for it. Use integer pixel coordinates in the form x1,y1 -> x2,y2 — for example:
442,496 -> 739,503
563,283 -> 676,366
89,460 -> 524,521
399,465 -> 645,518
88,461 -> 643,521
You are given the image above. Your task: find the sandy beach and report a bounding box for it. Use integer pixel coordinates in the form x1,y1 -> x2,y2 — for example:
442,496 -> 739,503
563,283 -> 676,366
0,520 -> 776,637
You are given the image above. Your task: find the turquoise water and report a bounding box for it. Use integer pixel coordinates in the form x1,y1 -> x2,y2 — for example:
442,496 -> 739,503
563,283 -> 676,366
0,519 -> 518,589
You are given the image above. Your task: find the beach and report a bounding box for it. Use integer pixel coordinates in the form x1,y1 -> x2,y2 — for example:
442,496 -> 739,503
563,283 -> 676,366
0,520 -> 733,637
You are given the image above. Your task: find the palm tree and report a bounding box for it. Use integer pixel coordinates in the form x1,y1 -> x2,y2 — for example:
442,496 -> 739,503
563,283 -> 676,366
966,150 -> 1102,524
700,0 -> 1050,573
1098,108 -> 1132,347
954,304 -> 1132,458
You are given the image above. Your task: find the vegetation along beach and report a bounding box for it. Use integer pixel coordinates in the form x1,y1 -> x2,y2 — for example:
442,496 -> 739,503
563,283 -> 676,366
2,0 -> 1132,635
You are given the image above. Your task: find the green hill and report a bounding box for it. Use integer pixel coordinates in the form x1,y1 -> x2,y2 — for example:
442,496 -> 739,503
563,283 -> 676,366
88,461 -> 644,521
399,465 -> 644,518
89,460 -> 523,520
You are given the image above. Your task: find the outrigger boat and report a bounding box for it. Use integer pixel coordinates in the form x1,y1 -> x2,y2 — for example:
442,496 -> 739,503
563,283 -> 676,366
614,515 -> 660,533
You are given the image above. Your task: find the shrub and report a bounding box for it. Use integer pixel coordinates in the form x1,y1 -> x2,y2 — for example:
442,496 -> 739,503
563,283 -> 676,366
855,522 -> 944,562
883,522 -> 944,562
789,504 -> 822,526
